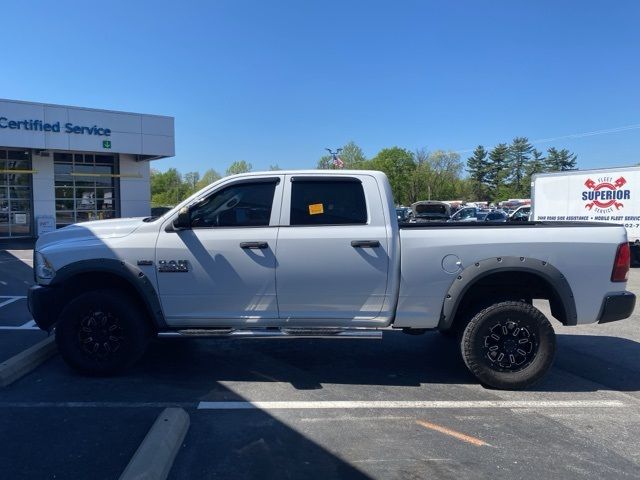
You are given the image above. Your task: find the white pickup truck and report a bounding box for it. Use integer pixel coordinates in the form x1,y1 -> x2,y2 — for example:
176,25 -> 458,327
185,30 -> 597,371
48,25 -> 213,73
28,170 -> 635,389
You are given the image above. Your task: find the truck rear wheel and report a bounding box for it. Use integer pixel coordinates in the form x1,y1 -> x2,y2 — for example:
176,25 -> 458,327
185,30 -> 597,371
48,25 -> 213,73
460,301 -> 556,390
55,289 -> 152,375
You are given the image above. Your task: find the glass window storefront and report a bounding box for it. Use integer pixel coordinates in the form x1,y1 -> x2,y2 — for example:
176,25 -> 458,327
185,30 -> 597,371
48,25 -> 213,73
0,149 -> 33,238
54,152 -> 119,229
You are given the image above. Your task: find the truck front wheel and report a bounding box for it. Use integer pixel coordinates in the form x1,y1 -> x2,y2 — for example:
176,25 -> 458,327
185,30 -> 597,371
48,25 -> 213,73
55,289 -> 152,375
460,301 -> 556,390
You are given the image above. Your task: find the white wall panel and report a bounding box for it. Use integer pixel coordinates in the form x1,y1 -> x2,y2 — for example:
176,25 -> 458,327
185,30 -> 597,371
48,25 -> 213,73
142,134 -> 175,156
1,99 -> 174,157
141,115 -> 174,136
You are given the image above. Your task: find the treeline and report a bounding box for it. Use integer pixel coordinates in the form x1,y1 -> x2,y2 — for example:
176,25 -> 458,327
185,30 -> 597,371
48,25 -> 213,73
151,160 -> 260,206
466,138 -> 577,201
317,139 -> 577,204
150,138 -> 577,207
317,142 -> 468,205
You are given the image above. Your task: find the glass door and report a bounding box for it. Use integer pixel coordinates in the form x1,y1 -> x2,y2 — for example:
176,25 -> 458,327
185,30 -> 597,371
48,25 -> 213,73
54,152 -> 119,229
0,149 -> 33,238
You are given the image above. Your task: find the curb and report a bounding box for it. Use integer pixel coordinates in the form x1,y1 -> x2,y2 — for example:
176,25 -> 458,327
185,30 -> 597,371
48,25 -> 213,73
119,407 -> 190,480
0,336 -> 57,387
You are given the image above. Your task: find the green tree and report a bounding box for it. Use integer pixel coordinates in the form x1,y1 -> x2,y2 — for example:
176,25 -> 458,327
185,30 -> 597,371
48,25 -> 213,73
546,147 -> 577,171
423,150 -> 465,201
195,169 -> 221,190
486,143 -> 511,200
340,141 -> 367,168
369,147 -> 416,205
150,168 -> 190,206
316,141 -> 367,169
408,148 -> 430,203
466,145 -> 490,200
269,164 -> 281,171
317,155 -> 334,169
508,137 -> 533,196
184,171 -> 200,192
226,161 -> 253,175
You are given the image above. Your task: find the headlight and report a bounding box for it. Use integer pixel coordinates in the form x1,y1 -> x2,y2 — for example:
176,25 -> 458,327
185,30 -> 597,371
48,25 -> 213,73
35,252 -> 56,282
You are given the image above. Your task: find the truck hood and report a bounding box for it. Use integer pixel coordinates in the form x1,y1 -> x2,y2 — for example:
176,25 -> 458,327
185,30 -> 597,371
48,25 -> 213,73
36,217 -> 146,250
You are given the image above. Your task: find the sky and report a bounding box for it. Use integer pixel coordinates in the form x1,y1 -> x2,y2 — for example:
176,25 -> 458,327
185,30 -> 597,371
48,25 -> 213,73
1,0 -> 639,174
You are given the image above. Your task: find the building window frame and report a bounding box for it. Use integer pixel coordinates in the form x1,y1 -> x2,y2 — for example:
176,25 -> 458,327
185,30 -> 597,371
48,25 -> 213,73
54,151 -> 120,229
0,148 -> 34,238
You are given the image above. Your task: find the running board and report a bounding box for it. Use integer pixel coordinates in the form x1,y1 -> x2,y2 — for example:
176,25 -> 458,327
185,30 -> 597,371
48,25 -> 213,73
158,328 -> 383,340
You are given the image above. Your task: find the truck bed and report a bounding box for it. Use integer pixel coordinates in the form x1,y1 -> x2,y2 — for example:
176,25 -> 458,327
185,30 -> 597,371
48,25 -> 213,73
398,221 -> 621,228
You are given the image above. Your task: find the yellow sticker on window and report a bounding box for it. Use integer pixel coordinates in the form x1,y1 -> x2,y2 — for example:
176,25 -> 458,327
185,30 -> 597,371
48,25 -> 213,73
308,203 -> 324,215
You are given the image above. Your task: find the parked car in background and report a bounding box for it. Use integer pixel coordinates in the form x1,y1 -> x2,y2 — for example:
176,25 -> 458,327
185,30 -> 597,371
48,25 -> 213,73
449,206 -> 485,222
411,201 -> 451,222
484,210 -> 508,222
510,206 -> 531,222
396,206 -> 413,223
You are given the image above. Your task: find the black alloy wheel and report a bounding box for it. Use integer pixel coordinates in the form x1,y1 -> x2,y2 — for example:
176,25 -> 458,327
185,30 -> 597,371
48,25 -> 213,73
460,301 -> 556,390
482,319 -> 537,372
56,289 -> 152,375
77,309 -> 125,361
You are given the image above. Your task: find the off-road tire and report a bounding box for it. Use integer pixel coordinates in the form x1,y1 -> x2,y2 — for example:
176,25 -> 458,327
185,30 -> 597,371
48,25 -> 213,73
55,289 -> 152,375
460,301 -> 556,390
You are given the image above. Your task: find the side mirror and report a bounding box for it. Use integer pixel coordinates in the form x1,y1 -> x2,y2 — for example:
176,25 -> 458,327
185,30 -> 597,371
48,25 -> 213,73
172,207 -> 191,230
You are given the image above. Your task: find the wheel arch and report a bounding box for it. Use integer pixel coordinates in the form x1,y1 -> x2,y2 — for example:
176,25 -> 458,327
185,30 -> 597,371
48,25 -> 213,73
438,256 -> 577,331
49,259 -> 166,330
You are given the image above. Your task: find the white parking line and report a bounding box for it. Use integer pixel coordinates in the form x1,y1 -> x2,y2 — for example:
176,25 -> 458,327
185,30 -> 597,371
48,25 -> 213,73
0,296 -> 26,309
196,400 -> 626,410
0,322 -> 39,330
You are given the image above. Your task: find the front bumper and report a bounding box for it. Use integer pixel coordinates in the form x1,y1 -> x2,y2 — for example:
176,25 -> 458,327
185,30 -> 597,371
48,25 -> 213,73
597,292 -> 636,324
27,284 -> 61,331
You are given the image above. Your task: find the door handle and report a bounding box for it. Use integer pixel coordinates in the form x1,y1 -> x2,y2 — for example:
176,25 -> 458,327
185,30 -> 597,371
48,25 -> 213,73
351,240 -> 381,248
240,241 -> 269,249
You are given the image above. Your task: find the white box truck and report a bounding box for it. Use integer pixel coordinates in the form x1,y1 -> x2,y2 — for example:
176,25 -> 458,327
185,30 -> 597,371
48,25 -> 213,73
532,165 -> 640,261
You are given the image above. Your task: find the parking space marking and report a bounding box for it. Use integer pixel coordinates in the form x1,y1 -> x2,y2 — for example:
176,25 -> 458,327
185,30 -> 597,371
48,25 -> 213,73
0,320 -> 37,330
0,399 -> 630,410
0,401 -> 196,408
0,296 -> 26,309
197,400 -> 626,410
416,419 -> 489,447
0,326 -> 39,330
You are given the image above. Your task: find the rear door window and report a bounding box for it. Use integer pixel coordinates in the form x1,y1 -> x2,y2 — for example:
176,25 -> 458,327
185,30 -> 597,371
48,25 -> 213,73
290,179 -> 367,226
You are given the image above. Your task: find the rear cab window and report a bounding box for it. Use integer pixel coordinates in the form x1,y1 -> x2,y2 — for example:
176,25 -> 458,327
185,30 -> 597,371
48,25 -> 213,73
289,178 -> 367,226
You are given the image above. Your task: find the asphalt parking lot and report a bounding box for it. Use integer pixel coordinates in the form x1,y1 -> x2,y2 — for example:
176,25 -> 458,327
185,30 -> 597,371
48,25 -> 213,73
1,248 -> 639,479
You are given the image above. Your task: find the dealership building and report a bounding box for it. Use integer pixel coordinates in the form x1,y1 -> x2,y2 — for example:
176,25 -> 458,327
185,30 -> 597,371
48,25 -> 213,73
0,98 -> 174,239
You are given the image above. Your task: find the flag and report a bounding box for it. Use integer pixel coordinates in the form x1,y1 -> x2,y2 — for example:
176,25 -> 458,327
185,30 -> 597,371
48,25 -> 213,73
333,156 -> 344,168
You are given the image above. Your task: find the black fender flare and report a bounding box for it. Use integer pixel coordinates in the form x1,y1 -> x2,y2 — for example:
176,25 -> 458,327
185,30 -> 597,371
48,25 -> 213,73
50,258 -> 167,329
438,256 -> 577,330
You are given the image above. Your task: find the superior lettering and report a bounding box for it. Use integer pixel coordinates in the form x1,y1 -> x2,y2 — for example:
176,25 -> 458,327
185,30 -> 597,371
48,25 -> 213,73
0,117 -> 111,136
582,189 -> 630,201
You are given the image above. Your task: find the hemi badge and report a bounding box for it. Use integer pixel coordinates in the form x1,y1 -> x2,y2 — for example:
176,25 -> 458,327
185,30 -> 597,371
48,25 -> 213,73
158,260 -> 190,272
137,260 -> 154,266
